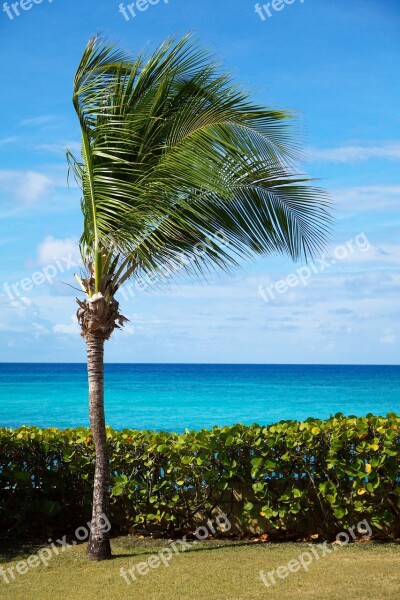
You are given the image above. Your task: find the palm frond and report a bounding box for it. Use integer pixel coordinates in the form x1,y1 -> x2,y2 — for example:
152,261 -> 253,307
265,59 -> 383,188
69,34 -> 331,295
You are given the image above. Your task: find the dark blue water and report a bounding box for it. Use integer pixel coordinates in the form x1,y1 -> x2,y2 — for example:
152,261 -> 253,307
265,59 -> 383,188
0,364 -> 398,431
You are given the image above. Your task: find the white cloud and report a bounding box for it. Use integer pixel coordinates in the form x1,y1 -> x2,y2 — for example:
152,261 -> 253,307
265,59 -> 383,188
123,324 -> 135,336
36,236 -> 80,266
0,136 -> 18,147
380,329 -> 397,344
308,142 -> 400,163
6,296 -> 37,318
35,140 -> 81,155
20,115 -> 56,127
21,171 -> 53,203
0,296 -> 51,335
0,169 -> 53,205
53,314 -> 79,335
335,243 -> 400,266
332,185 -> 400,211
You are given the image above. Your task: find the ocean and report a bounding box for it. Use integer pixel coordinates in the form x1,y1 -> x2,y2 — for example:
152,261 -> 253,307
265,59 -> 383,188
0,363 -> 399,431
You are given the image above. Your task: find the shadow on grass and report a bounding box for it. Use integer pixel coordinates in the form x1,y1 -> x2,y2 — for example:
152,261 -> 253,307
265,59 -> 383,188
1,535 -> 397,563
111,536 -> 400,560
0,536 -> 88,562
111,539 -> 269,559
0,539 -> 47,562
0,537 -> 261,565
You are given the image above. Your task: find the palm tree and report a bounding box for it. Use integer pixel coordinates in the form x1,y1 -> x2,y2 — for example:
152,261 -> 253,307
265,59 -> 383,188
67,34 -> 331,560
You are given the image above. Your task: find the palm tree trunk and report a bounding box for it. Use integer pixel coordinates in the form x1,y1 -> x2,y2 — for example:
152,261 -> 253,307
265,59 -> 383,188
86,334 -> 112,560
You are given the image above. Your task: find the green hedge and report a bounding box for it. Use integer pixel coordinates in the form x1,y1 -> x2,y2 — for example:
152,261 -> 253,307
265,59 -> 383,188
1,414 -> 399,538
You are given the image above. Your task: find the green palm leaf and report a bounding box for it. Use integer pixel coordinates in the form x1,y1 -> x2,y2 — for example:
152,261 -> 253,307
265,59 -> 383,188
69,34 -> 331,294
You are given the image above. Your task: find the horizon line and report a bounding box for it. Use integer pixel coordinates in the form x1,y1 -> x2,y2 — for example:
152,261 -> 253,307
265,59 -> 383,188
0,362 -> 399,367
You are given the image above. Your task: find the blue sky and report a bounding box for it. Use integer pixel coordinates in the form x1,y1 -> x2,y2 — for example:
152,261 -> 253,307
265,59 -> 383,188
0,0 -> 399,364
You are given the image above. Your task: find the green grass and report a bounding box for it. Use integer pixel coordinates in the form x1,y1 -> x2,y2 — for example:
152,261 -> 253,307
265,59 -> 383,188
1,537 -> 399,599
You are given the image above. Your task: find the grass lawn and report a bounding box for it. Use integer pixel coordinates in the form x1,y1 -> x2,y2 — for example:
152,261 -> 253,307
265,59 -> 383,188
1,537 -> 399,600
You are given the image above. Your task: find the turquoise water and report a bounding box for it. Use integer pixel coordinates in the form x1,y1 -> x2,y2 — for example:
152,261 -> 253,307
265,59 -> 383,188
0,364 -> 399,431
